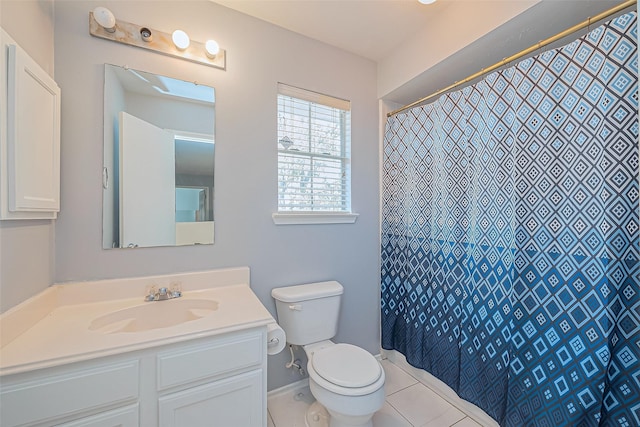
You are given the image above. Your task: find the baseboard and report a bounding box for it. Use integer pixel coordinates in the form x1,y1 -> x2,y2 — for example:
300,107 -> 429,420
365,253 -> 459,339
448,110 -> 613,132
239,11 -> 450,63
267,377 -> 310,399
381,349 -> 499,427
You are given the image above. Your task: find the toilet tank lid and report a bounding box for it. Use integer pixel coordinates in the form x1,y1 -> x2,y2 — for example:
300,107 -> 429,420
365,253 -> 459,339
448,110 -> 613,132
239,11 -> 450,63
271,281 -> 344,303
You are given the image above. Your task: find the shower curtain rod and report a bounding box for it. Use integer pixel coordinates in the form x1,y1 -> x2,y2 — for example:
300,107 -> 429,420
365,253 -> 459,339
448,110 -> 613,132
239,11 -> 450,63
387,0 -> 638,117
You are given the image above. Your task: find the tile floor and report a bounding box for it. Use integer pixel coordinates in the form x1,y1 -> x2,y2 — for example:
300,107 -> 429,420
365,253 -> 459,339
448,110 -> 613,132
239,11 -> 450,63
267,359 -> 488,427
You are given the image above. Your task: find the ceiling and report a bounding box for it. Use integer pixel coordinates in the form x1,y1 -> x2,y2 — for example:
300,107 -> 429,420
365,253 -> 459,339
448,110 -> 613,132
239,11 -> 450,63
213,0 -> 451,62
212,0 -> 631,106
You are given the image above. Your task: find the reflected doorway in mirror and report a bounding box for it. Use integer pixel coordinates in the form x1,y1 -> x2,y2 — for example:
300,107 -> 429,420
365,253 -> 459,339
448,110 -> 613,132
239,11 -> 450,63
102,64 -> 215,249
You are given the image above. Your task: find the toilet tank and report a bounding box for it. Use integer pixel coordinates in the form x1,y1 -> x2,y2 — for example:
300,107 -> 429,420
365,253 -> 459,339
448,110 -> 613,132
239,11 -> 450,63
271,281 -> 344,346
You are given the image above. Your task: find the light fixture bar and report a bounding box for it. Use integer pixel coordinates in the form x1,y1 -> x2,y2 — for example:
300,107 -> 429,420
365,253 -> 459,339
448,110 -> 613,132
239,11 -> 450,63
89,12 -> 226,70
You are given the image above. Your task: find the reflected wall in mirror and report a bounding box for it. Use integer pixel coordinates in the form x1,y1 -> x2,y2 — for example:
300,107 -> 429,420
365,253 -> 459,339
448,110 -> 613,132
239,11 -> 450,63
102,64 -> 215,249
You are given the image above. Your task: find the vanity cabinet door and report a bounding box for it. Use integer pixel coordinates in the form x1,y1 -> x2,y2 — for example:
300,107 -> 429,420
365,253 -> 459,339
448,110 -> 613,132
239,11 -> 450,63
158,369 -> 264,427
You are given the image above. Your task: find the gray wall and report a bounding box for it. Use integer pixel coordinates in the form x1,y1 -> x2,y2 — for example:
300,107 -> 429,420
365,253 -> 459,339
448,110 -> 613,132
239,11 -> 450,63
53,1 -> 379,391
0,1 -> 55,313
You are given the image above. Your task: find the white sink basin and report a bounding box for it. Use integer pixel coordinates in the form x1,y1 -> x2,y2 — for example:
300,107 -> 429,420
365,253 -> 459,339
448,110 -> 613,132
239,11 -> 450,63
89,299 -> 219,334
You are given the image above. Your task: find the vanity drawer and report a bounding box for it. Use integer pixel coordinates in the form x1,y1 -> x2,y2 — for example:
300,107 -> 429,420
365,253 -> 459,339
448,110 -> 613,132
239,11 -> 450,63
157,330 -> 263,390
0,360 -> 139,426
57,404 -> 139,427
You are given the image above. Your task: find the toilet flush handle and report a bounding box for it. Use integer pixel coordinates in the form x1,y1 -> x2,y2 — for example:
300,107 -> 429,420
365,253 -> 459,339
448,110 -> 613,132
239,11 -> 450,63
289,304 -> 303,311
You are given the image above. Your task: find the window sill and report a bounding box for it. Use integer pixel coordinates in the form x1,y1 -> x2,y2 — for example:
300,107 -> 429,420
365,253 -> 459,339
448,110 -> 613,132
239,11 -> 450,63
272,212 -> 359,225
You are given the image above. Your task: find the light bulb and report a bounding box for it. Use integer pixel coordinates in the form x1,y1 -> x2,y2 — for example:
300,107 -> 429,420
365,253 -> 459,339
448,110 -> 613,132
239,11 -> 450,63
172,30 -> 190,50
205,40 -> 220,58
93,7 -> 116,32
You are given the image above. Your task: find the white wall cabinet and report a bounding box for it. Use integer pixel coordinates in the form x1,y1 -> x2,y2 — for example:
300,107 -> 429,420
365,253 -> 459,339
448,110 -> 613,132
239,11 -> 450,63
0,328 -> 267,427
0,28 -> 61,220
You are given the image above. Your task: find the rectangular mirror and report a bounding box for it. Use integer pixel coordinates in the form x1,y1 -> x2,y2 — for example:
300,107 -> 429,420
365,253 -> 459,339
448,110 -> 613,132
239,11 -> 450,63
102,64 -> 215,249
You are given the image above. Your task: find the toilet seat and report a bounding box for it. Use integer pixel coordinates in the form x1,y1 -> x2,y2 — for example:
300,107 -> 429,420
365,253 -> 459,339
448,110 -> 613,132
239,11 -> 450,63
312,344 -> 381,387
307,344 -> 384,396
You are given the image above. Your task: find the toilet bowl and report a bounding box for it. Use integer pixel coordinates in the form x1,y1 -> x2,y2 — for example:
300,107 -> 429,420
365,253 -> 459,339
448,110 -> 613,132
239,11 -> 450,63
271,282 -> 386,427
304,341 -> 385,427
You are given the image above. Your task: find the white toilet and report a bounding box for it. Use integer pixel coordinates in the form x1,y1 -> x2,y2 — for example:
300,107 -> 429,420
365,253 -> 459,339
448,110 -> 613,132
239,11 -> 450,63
271,281 -> 385,427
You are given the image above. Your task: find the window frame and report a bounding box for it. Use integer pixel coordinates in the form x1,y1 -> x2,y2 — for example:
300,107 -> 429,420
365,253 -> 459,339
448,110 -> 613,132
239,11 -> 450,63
273,83 -> 358,225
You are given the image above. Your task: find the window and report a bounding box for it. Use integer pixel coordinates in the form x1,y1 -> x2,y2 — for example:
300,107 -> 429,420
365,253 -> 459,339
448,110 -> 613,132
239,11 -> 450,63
276,84 -> 355,224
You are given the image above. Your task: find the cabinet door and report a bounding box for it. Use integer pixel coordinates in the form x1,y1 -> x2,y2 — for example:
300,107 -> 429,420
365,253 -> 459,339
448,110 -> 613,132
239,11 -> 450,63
159,370 -> 264,427
0,29 -> 60,220
56,404 -> 139,427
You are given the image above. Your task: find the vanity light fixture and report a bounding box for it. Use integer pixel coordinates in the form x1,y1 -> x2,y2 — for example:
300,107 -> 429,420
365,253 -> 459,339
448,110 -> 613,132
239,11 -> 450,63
418,0 -> 437,4
172,30 -> 190,50
89,7 -> 226,70
205,40 -> 220,58
140,27 -> 153,42
93,6 -> 116,32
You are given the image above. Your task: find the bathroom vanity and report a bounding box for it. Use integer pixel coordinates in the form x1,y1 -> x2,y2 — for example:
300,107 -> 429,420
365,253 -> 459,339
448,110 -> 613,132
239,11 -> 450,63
0,268 -> 274,427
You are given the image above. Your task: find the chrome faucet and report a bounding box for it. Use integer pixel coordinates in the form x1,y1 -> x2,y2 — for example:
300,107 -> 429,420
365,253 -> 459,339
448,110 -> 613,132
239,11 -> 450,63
145,283 -> 182,302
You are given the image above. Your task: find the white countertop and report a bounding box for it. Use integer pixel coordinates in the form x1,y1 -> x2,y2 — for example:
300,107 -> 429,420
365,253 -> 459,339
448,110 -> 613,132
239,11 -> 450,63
0,268 -> 275,376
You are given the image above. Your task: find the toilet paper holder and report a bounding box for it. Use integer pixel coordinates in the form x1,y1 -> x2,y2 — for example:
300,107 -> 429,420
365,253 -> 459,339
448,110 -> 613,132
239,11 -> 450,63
268,337 -> 280,347
266,323 -> 286,355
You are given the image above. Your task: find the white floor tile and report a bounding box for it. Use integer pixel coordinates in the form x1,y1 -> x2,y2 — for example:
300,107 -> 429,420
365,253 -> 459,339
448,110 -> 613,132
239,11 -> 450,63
420,406 -> 467,427
268,359 -> 492,427
268,384 -> 315,427
452,417 -> 484,427
387,383 -> 465,427
372,402 -> 413,427
381,359 -> 418,396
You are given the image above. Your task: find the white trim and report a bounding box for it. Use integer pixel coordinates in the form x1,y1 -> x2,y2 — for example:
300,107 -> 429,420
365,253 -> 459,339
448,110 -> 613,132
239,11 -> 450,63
272,212 -> 359,225
267,378 -> 310,400
278,83 -> 350,111
381,349 -> 499,427
166,129 -> 214,144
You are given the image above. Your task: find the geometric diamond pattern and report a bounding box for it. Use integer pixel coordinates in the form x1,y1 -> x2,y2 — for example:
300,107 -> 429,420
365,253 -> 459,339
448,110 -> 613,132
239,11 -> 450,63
381,12 -> 638,427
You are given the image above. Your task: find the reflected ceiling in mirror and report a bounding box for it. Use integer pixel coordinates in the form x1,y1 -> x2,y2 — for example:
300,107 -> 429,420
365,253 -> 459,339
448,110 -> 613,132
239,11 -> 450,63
102,64 -> 215,249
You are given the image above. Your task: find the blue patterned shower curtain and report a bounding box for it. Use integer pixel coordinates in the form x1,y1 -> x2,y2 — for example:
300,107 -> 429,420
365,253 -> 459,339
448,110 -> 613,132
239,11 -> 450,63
381,12 -> 639,426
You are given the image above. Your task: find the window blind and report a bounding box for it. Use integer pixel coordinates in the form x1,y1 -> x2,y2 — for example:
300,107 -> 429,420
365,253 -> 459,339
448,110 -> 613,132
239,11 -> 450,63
277,83 -> 351,212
